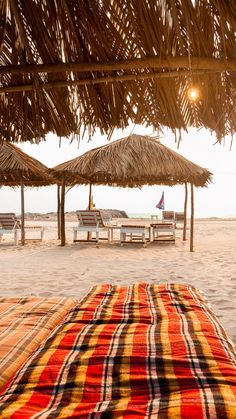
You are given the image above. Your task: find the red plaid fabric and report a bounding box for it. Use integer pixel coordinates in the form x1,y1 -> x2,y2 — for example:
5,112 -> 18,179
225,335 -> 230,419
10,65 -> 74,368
0,296 -> 76,391
0,283 -> 235,418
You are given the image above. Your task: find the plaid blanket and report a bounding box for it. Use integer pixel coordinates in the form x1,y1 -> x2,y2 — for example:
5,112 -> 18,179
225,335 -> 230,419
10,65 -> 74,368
0,283 -> 235,418
0,296 -> 76,391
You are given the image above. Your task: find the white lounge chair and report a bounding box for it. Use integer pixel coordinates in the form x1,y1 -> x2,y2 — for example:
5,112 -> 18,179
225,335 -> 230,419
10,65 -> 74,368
73,210 -> 110,247
0,213 -> 20,245
0,213 -> 45,245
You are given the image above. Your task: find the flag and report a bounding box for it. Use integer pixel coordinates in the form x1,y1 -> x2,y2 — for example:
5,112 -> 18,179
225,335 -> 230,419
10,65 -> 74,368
156,191 -> 165,209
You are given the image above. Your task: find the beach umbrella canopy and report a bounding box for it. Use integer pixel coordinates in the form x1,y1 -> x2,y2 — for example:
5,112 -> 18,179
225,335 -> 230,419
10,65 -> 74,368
0,142 -> 54,186
53,134 -> 212,187
0,142 -> 56,245
0,1 -> 235,143
53,134 -> 212,250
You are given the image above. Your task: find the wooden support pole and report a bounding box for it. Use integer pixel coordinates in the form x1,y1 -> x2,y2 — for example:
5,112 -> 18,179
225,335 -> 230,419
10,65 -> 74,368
190,184 -> 194,252
88,184 -> 92,210
183,183 -> 188,241
57,184 -> 61,240
20,181 -> 25,246
87,184 -> 93,241
60,179 -> 66,246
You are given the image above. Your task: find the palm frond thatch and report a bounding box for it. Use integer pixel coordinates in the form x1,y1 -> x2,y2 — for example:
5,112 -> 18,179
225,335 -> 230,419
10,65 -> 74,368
53,134 -> 212,187
0,1 -> 235,143
0,142 -> 55,186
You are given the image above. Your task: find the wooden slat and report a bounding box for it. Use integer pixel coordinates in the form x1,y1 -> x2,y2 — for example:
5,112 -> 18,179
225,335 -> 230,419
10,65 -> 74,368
162,211 -> 175,220
76,210 -> 105,228
0,213 -> 18,230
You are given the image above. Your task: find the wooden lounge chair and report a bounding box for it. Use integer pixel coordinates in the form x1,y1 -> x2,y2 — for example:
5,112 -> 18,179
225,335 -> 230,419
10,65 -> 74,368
0,213 -> 45,244
0,213 -> 20,245
120,224 -> 151,247
175,212 -> 185,228
73,210 -> 110,247
162,210 -> 175,222
151,222 -> 175,242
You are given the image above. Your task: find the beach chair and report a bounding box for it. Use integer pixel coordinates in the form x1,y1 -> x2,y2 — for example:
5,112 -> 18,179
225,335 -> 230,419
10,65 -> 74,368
151,222 -> 175,242
73,210 -> 110,247
162,210 -> 175,222
100,210 -> 112,224
0,213 -> 20,245
120,225 -> 151,247
0,213 -> 45,244
175,212 -> 185,228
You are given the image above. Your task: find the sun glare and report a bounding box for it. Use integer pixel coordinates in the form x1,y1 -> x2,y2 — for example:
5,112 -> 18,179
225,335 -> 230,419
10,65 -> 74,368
188,87 -> 199,101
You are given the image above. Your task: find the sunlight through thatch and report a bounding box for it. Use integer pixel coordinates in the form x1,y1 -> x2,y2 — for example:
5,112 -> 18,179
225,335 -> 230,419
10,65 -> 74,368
0,1 -> 235,143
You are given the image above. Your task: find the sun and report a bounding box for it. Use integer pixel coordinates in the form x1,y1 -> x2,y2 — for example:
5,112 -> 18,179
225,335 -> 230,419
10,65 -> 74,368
188,87 -> 199,101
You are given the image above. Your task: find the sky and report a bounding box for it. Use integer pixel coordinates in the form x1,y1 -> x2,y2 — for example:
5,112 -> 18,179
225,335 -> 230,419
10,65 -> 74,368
1,125 -> 236,218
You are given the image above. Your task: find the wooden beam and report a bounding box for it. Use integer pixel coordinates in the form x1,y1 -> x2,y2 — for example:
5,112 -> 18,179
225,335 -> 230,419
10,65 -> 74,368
60,179 -> 66,246
57,184 -> 61,240
190,183 -> 194,252
183,183 -> 188,241
0,69 -> 210,94
0,56 -> 236,76
20,181 -> 25,246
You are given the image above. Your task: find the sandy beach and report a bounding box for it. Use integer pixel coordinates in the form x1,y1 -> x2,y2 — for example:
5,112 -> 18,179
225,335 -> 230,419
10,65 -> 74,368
0,218 -> 235,346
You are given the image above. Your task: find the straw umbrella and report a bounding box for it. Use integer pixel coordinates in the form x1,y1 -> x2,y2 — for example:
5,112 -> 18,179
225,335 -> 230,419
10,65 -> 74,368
0,142 -> 55,245
54,134 -> 212,251
0,1 -> 235,144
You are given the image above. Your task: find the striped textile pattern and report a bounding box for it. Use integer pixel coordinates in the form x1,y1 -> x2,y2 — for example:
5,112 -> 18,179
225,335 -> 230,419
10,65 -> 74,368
0,283 -> 235,418
0,296 -> 76,391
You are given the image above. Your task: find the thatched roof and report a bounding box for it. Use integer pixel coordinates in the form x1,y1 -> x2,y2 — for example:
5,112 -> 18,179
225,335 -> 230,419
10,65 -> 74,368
0,1 -> 235,143
0,142 -> 54,186
53,134 -> 212,187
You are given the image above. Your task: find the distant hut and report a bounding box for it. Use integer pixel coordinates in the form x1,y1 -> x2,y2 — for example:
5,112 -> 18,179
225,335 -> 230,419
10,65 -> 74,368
54,134 -> 212,250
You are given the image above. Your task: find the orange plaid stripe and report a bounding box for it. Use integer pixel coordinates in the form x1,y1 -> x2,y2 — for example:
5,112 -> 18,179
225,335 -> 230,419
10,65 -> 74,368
0,296 -> 76,391
0,284 -> 235,418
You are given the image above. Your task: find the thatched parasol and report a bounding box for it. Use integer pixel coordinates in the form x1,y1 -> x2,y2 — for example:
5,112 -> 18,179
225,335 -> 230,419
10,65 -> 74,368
0,142 -> 55,244
54,134 -> 212,188
0,1 -> 235,143
53,134 -> 212,250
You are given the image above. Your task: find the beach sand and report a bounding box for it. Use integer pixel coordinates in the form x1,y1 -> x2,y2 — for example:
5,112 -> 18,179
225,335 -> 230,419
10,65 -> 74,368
0,218 -> 235,345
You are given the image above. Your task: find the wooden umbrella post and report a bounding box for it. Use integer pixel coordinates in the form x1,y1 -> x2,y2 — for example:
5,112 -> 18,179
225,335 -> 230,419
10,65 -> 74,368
183,183 -> 188,241
190,183 -> 194,252
57,184 -> 61,240
20,181 -> 25,246
88,183 -> 92,210
60,179 -> 66,246
87,183 -> 93,241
